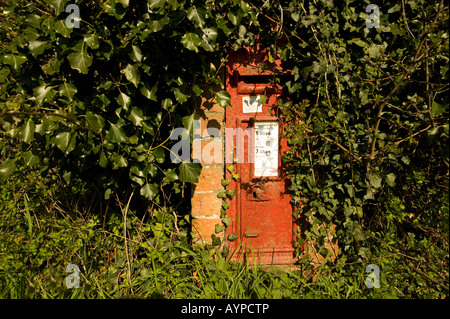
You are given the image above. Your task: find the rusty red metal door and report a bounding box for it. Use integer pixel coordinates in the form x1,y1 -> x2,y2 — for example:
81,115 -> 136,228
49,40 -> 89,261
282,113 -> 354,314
225,46 -> 296,265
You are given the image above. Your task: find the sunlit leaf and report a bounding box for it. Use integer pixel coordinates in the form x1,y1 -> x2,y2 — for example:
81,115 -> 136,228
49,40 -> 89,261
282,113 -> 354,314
140,183 -> 158,200
33,85 -> 54,106
0,158 -> 16,181
107,121 -> 127,143
67,41 -> 93,74
215,90 -> 231,108
20,118 -> 35,143
28,40 -> 47,58
59,82 -> 77,102
44,0 -> 68,14
54,131 -> 76,154
122,63 -> 141,88
116,92 -> 131,111
86,112 -> 105,133
128,45 -> 143,62
187,6 -> 206,28
181,32 -> 202,52
2,54 -> 28,70
23,151 -> 40,167
178,162 -> 202,183
140,82 -> 158,101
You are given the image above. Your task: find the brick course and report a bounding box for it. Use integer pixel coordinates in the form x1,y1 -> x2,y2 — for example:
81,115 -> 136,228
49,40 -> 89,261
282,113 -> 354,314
191,191 -> 223,218
192,217 -> 223,244
191,86 -> 225,245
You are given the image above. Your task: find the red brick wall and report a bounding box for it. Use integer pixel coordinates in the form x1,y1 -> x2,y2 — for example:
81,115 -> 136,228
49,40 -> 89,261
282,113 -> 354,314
191,88 -> 225,244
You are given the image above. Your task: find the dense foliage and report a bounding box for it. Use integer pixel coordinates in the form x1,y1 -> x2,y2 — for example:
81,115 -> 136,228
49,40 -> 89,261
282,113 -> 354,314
1,0 -> 448,298
276,0 -> 449,298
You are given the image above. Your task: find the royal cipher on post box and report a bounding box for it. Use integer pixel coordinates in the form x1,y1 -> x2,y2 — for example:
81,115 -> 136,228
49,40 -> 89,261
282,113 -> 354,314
225,46 -> 297,265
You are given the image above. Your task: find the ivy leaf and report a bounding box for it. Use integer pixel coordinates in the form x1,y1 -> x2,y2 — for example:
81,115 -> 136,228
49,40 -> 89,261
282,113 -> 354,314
111,153 -> 128,169
215,224 -> 225,233
140,183 -> 158,200
148,0 -> 166,10
431,101 -> 444,117
217,189 -> 227,199
33,85 -> 55,106
67,41 -> 93,74
148,16 -> 170,32
368,171 -> 382,189
99,152 -> 108,168
140,82 -> 158,101
54,20 -> 72,37
164,168 -> 178,181
344,183 -> 355,197
358,247 -> 372,259
173,86 -> 190,103
54,131 -> 76,154
102,0 -> 127,20
187,6 -> 206,28
59,82 -> 77,102
367,44 -> 383,59
215,90 -> 231,107
130,164 -> 147,186
222,216 -> 231,227
2,54 -> 28,70
25,14 -> 42,28
23,151 -> 40,167
201,27 -> 218,51
129,45 -> 143,62
20,118 -> 35,143
0,158 -> 16,181
84,33 -> 100,50
202,27 -> 218,42
116,92 -> 131,111
28,40 -> 47,58
44,0 -> 68,14
162,98 -> 173,109
182,113 -> 200,142
122,63 -> 141,88
152,147 -> 165,164
348,38 -> 368,48
427,127 -> 440,142
107,121 -> 127,143
385,173 -> 396,187
217,19 -> 234,36
128,107 -> 145,127
117,0 -> 129,8
178,162 -> 202,183
181,33 -> 202,52
104,188 -> 112,200
260,95 -> 267,104
227,11 -> 242,26
86,112 -> 105,133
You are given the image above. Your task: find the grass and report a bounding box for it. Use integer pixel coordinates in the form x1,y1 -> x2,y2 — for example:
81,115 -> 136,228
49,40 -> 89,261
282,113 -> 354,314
0,171 -> 447,299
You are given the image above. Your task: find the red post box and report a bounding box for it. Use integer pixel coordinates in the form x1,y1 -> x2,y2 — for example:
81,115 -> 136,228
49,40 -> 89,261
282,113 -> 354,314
225,46 -> 297,265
